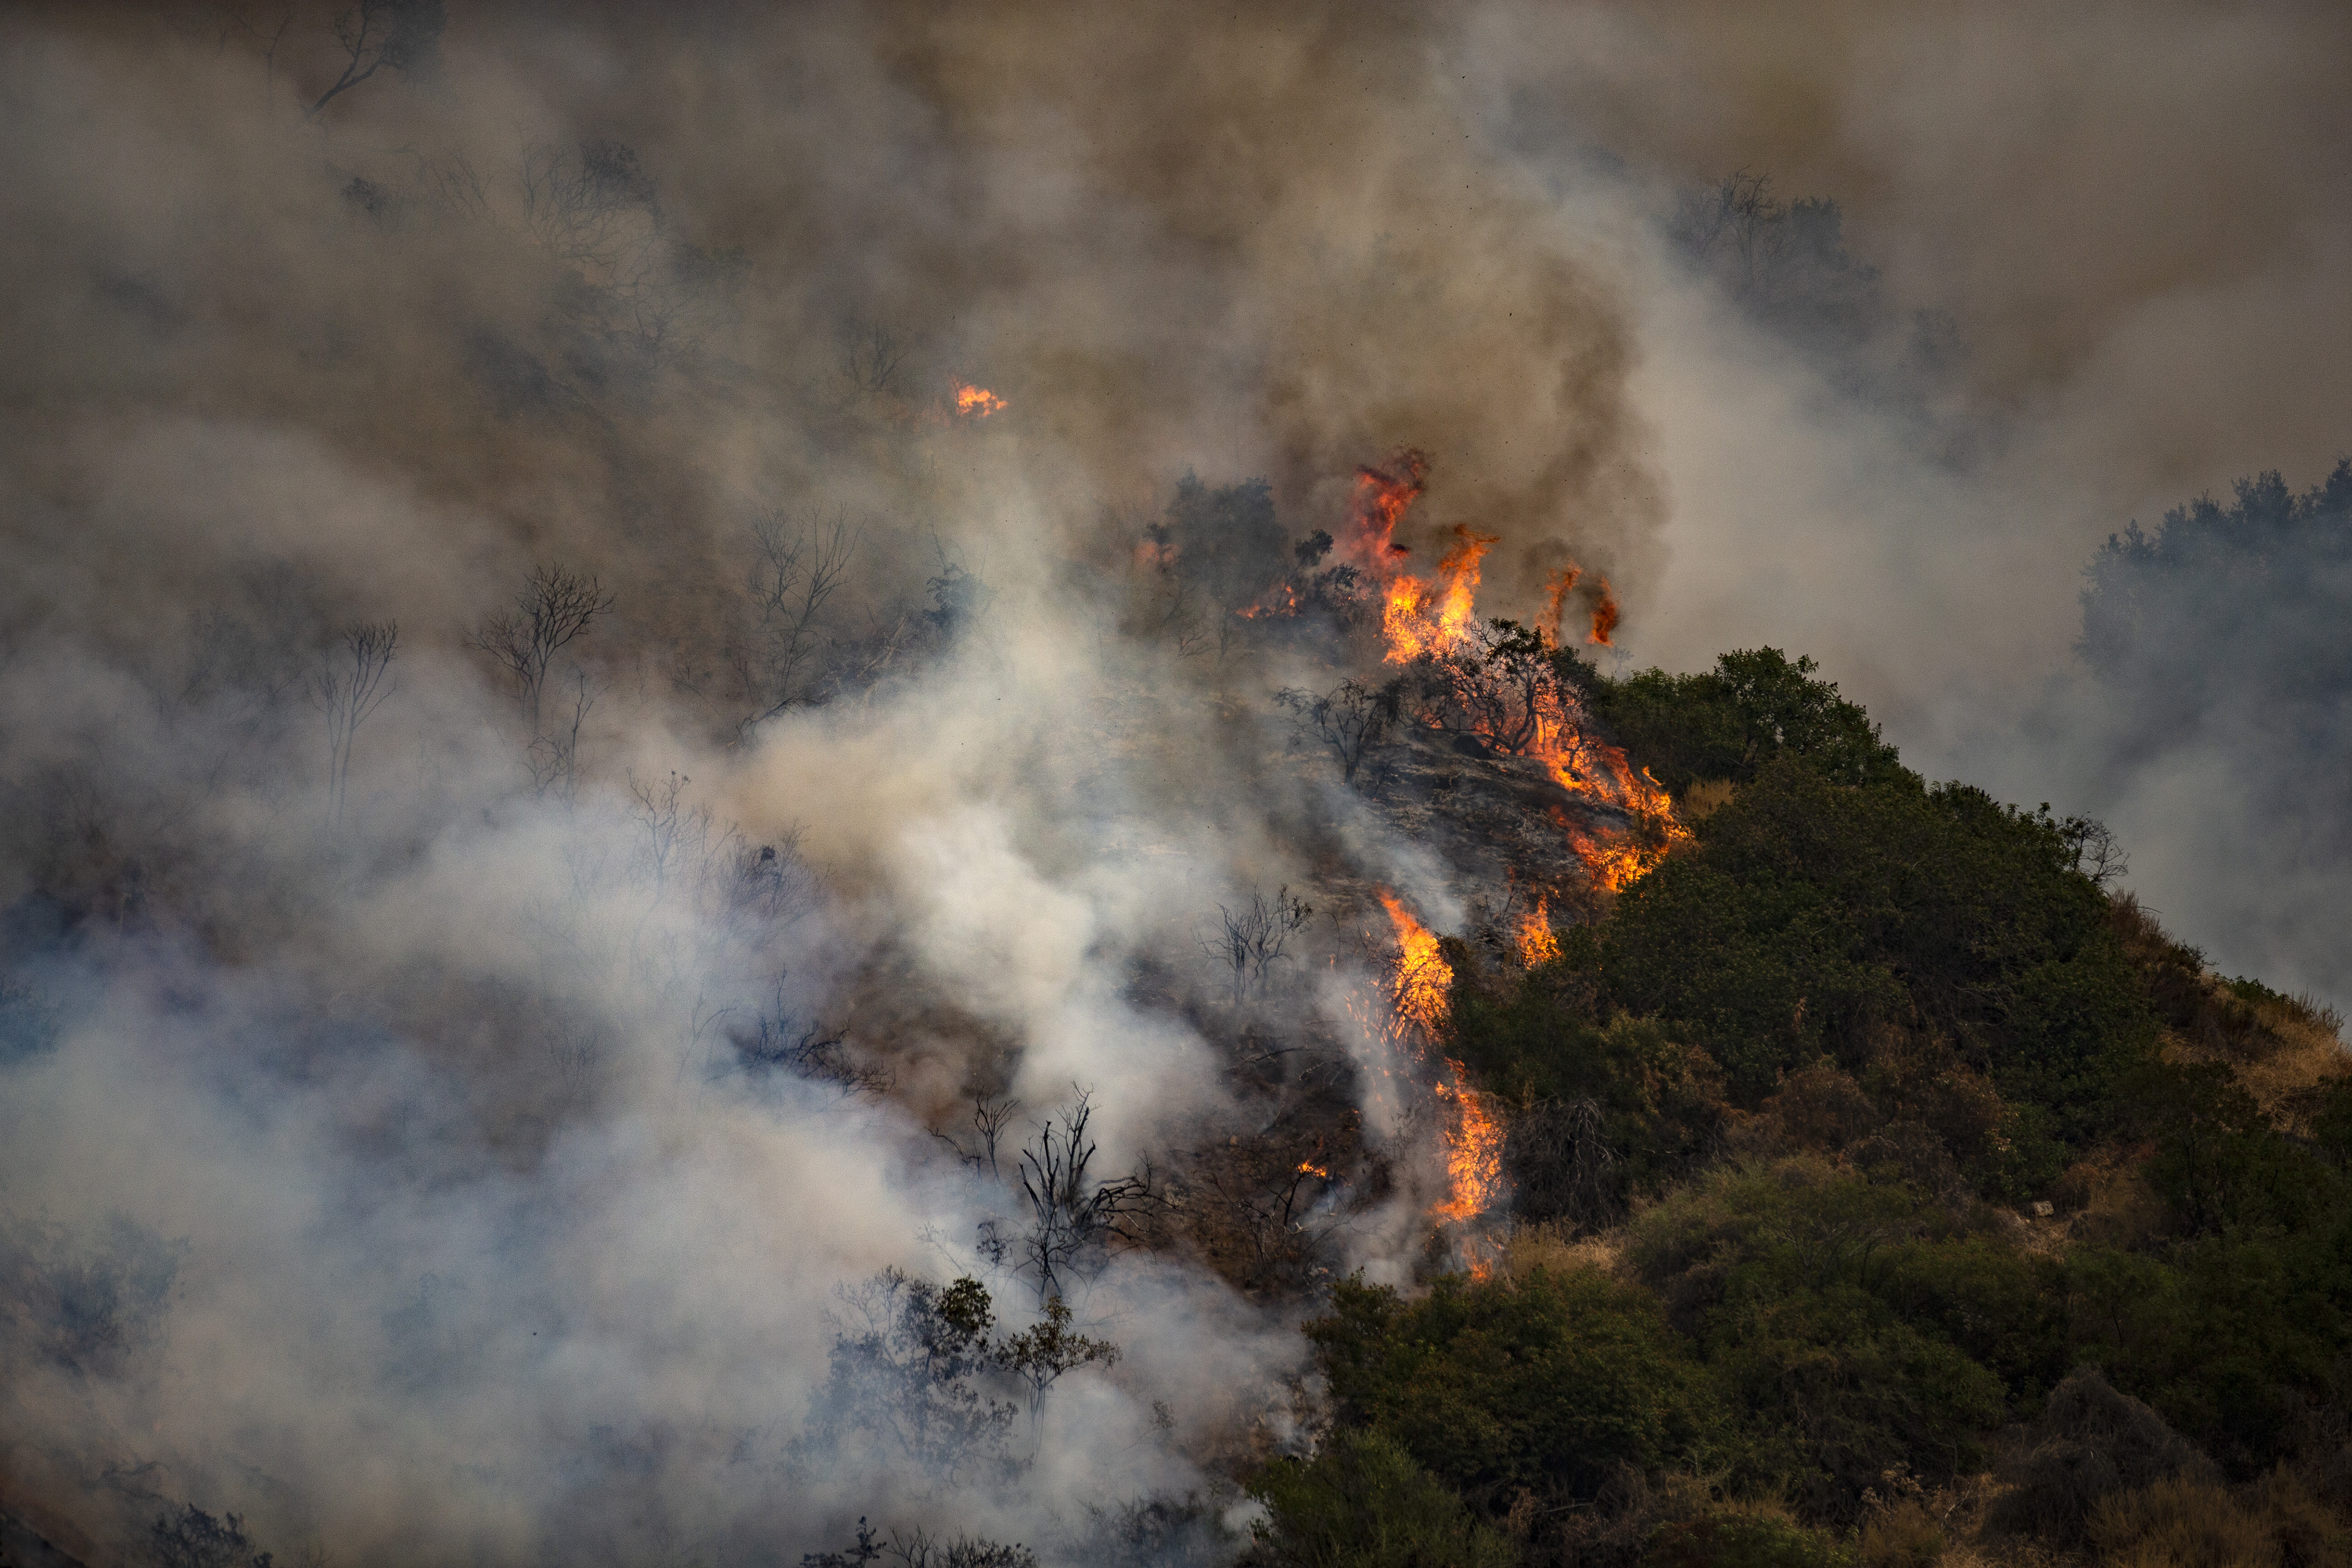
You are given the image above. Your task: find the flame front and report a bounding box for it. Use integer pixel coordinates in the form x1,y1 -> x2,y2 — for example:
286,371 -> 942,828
953,381 -> 1007,418
1376,893 -> 1506,1240
1383,525 -> 1498,665
1588,577 -> 1620,646
1338,461 -> 1685,893
1430,1075 -> 1506,1226
1515,898 -> 1559,966
1381,892 -> 1453,1036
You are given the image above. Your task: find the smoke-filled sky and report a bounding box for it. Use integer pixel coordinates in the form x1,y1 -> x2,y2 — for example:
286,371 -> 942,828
0,4 -> 2345,1564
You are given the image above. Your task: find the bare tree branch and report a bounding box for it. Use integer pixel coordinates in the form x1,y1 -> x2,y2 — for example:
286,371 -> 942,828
305,0 -> 445,119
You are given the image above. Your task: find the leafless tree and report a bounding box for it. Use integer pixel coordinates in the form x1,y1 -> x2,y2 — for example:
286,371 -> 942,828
1277,678 -> 1401,784
307,621 -> 397,828
474,565 -> 612,737
838,321 -> 903,397
521,138 -> 658,269
1200,886 -> 1312,1007
528,666 -> 596,806
1508,1097 -> 1618,1231
1178,1134 -> 1349,1294
726,831 -> 813,929
627,769 -> 699,898
738,512 -> 860,731
934,1093 -> 1020,1180
733,1008 -> 888,1098
304,0 -> 445,119
419,151 -> 491,221
215,4 -> 294,103
1014,1091 -> 1151,1303
1417,619 -> 1581,758
1669,168 -> 1787,295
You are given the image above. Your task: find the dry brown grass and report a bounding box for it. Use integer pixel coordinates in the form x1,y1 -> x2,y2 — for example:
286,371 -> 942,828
2111,891 -> 2348,1132
2084,1467 -> 2351,1568
1501,1219 -> 1624,1281
1681,779 -> 1738,821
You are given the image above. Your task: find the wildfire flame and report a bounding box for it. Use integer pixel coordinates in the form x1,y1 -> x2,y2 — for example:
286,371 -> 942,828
1383,525 -> 1498,665
1342,450 -> 1429,566
953,381 -> 1007,418
1514,898 -> 1559,966
1381,892 -> 1452,1036
1430,1075 -> 1506,1227
1338,455 -> 1683,893
1237,580 -> 1301,620
1589,576 -> 1620,646
1376,893 -> 1508,1240
1541,565 -> 1583,641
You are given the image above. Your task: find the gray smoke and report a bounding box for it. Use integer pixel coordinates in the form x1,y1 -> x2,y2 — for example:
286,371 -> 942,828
0,4 -> 1666,1563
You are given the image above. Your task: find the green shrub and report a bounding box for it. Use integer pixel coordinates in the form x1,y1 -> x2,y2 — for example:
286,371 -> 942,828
1855,1500 -> 1942,1568
1555,758 -> 2154,1133
1986,1366 -> 2218,1546
1709,1283 -> 2005,1515
1628,1160 -> 2022,1512
1645,1507 -> 1854,1568
1246,1429 -> 1520,1568
1580,648 -> 1906,798
1304,1267 -> 1727,1510
1442,999 -> 1725,1219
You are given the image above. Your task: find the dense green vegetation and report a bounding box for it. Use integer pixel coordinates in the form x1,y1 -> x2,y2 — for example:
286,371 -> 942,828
1249,650 -> 2352,1568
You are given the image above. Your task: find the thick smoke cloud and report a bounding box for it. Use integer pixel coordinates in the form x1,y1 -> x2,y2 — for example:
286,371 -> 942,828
0,4 -> 1664,1564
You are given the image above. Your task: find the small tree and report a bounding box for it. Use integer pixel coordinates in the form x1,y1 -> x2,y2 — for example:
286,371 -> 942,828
1278,679 -> 1401,785
1014,1091 -> 1151,1302
739,512 -> 859,731
473,565 -> 612,737
1417,619 -> 1581,758
151,1504 -> 274,1568
995,1293 -> 1119,1430
473,566 -> 612,800
307,620 -> 396,829
2058,812 -> 2130,888
804,1270 -> 1015,1480
1200,886 -> 1312,1005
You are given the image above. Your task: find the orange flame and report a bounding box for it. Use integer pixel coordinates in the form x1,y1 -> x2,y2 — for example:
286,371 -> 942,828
953,382 -> 1007,418
1342,450 -> 1429,568
1514,899 -> 1559,966
1430,1074 -> 1507,1226
1297,1160 -> 1330,1178
1380,893 -> 1452,1037
1237,580 -> 1301,620
1554,753 -> 1690,891
1589,577 -> 1619,646
1383,525 -> 1497,665
1541,565 -> 1583,641
1375,893 -> 1507,1236
1338,450 -> 1682,894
